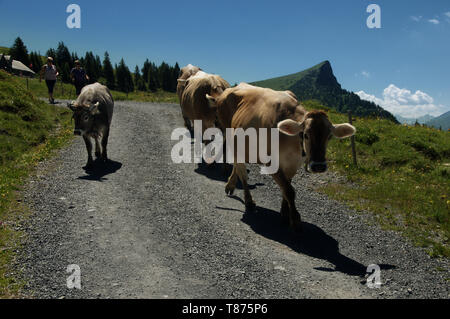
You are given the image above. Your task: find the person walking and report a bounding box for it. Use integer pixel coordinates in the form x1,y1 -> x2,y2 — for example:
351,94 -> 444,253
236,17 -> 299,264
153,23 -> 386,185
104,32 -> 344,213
40,57 -> 59,104
70,60 -> 89,96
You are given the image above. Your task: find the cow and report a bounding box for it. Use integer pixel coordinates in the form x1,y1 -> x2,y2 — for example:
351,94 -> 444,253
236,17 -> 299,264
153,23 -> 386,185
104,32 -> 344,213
176,64 -> 202,130
178,70 -> 230,137
206,83 -> 356,231
67,82 -> 114,169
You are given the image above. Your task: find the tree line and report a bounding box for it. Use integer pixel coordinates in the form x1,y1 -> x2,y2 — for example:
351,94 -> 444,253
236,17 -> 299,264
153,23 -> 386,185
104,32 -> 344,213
6,37 -> 180,94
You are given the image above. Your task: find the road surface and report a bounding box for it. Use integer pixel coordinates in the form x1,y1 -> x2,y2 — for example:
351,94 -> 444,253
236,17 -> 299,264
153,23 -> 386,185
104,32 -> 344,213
19,101 -> 449,299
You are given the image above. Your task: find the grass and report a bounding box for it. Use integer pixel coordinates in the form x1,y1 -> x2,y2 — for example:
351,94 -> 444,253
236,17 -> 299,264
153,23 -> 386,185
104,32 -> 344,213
0,70 -> 74,298
14,76 -> 178,103
0,47 -> 9,55
302,100 -> 450,258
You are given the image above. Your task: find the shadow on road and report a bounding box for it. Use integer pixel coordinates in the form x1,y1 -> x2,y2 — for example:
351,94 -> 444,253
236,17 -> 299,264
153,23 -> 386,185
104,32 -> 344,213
234,205 -> 396,277
194,162 -> 264,190
78,159 -> 123,182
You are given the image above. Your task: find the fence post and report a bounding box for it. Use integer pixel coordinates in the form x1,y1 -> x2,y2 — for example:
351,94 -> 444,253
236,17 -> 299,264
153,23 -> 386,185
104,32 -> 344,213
26,77 -> 29,90
348,111 -> 357,166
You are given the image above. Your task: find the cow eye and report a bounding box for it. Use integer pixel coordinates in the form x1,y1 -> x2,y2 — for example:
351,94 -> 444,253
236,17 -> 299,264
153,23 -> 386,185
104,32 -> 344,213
84,115 -> 89,121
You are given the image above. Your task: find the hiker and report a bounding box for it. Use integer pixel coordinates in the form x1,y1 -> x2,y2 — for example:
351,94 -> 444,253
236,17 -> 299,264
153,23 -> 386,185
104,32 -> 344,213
70,60 -> 89,96
40,57 -> 59,104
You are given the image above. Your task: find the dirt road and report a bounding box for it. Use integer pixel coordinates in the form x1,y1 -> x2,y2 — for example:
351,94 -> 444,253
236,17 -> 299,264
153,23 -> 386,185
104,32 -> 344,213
19,101 -> 449,298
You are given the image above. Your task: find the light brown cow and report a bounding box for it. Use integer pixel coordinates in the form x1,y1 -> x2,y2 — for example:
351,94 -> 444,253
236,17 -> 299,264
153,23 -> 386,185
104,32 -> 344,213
176,64 -> 202,130
206,83 -> 356,231
179,70 -> 230,136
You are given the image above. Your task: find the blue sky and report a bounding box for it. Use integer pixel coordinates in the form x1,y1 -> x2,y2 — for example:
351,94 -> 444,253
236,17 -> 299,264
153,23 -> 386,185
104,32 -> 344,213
0,0 -> 449,118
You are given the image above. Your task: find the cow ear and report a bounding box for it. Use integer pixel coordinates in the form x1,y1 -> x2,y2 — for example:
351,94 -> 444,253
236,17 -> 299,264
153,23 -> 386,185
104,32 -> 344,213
89,102 -> 100,115
332,123 -> 356,139
206,94 -> 217,108
277,119 -> 304,136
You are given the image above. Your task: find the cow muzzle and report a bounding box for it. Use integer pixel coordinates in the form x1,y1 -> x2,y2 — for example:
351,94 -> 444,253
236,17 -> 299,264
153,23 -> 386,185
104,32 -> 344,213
74,129 -> 82,136
309,161 -> 327,173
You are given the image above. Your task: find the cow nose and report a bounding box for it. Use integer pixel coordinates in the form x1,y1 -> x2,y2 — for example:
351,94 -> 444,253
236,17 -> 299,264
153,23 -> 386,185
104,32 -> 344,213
310,161 -> 327,173
74,130 -> 81,136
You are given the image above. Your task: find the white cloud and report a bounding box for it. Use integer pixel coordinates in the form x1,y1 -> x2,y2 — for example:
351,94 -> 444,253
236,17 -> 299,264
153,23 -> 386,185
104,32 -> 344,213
428,19 -> 440,25
361,71 -> 370,78
356,84 -> 449,118
444,12 -> 450,18
410,15 -> 422,22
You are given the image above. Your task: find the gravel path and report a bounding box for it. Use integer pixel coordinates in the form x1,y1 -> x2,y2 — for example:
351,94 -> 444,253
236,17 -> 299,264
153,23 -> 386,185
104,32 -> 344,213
18,101 -> 449,299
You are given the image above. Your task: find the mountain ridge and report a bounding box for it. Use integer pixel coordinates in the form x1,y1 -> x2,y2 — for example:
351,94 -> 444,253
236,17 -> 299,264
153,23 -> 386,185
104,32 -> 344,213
251,61 -> 398,122
425,111 -> 450,130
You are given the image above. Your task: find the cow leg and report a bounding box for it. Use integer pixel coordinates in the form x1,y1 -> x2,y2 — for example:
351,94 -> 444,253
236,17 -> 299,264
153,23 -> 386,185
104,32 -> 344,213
280,198 -> 290,225
101,127 -> 110,162
183,117 -> 192,132
235,163 -> 256,212
94,137 -> 101,159
83,135 -> 94,168
272,171 -> 302,232
225,164 -> 238,195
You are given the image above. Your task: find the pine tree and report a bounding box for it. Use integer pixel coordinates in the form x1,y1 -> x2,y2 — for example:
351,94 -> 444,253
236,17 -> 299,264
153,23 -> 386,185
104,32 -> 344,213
46,48 -> 57,60
116,58 -> 134,93
103,52 -> 115,90
134,65 -> 146,91
147,63 -> 158,92
56,42 -> 72,69
9,37 -> 30,66
158,62 -> 171,91
142,59 -> 151,83
62,62 -> 71,82
29,51 -> 43,73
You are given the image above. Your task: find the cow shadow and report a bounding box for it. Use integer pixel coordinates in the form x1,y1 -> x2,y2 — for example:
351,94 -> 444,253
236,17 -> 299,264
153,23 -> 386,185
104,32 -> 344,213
233,205 -> 396,277
194,162 -> 264,190
78,159 -> 122,182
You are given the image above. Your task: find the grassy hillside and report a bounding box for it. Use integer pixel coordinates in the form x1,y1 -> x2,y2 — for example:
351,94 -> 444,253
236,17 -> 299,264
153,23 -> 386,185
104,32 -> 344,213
0,47 -> 9,55
0,70 -> 73,297
302,100 -> 450,257
252,61 -> 398,122
14,76 -> 178,103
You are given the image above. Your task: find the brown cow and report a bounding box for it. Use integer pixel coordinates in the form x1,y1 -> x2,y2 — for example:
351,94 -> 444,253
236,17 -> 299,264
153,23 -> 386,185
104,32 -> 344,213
206,83 -> 356,231
176,64 -> 202,130
179,70 -> 230,137
67,83 -> 114,169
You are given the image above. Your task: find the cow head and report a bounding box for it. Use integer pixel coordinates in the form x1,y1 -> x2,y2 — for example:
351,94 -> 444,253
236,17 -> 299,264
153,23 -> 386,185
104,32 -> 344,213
67,101 -> 100,136
277,110 -> 356,173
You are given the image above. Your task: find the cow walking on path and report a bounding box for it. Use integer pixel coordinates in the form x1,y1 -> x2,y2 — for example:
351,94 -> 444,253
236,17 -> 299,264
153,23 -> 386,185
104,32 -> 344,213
207,83 -> 356,232
177,66 -> 229,136
67,82 -> 114,169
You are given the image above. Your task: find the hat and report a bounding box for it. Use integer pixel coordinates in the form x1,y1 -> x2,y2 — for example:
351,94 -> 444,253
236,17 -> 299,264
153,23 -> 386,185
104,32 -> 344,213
74,60 -> 80,65
47,57 -> 53,61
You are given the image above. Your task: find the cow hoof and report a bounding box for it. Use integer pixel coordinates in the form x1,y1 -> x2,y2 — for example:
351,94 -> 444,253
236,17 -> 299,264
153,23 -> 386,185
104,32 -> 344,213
245,201 -> 256,212
225,184 -> 235,196
83,162 -> 94,170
